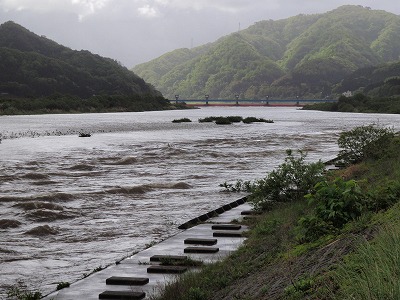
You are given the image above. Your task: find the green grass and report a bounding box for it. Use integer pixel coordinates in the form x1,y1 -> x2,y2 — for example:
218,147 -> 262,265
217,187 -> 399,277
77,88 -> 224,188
332,209 -> 400,299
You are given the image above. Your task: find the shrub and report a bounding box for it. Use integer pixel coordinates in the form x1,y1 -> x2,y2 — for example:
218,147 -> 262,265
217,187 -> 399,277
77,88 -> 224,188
307,178 -> 365,228
247,150 -> 325,211
219,179 -> 251,192
297,178 -> 365,242
56,282 -> 70,290
297,215 -> 336,243
366,180 -> 400,211
338,124 -> 394,164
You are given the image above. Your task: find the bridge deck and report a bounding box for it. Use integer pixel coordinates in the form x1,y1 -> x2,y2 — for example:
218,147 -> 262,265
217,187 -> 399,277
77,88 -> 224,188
175,99 -> 336,107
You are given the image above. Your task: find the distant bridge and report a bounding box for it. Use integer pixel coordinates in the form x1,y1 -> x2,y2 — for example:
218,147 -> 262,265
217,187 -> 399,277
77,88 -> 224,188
174,99 -> 337,107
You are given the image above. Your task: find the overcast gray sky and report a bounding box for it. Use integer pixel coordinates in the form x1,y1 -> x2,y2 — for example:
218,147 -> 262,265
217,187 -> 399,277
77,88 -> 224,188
0,0 -> 399,68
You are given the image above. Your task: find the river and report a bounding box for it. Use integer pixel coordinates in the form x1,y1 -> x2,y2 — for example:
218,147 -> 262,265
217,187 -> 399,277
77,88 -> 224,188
0,107 -> 399,297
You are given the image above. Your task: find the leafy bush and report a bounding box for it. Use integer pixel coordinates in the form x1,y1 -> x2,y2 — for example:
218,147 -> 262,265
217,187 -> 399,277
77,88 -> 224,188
247,150 -> 325,211
338,124 -> 394,164
307,178 -> 365,228
366,181 -> 400,211
297,178 -> 365,242
297,215 -> 335,243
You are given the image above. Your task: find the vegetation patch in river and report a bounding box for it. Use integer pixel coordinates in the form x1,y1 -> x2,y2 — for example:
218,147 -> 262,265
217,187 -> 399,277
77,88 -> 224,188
197,116 -> 274,125
172,118 -> 192,123
242,117 -> 274,124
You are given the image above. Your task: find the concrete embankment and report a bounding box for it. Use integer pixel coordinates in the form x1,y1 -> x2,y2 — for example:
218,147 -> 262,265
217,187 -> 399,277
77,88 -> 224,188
43,197 -> 252,300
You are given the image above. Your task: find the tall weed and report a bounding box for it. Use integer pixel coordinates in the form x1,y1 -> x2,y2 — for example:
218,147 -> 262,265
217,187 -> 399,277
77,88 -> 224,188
334,224 -> 400,299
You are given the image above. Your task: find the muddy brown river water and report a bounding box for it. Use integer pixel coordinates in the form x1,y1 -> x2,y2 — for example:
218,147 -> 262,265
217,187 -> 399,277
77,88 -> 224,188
1,107 -> 399,297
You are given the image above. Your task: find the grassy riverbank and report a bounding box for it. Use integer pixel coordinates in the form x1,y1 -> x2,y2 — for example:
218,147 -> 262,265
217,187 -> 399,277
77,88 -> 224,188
151,126 -> 400,300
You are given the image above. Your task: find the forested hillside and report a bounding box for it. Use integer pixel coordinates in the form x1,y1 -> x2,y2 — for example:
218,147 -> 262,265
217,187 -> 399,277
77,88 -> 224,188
0,21 -> 171,114
335,61 -> 400,97
133,5 -> 400,100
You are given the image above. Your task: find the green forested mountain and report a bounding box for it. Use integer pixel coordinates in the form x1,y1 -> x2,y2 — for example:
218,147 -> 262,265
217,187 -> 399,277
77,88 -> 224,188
335,61 -> 400,97
133,5 -> 400,100
303,60 -> 400,114
0,21 -> 166,112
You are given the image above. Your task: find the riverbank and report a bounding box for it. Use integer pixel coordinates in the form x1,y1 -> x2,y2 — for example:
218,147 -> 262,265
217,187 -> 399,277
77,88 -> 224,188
303,93 -> 400,114
0,95 -> 189,116
38,200 -> 252,300
152,128 -> 400,300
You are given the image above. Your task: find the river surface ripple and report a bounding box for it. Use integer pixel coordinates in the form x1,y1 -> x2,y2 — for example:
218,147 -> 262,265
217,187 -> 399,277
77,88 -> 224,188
0,107 -> 399,296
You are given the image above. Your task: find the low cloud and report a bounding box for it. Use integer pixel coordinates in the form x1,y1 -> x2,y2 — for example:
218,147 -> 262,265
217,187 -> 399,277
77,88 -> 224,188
0,0 -> 110,20
72,0 -> 110,20
137,4 -> 159,18
0,0 -> 399,66
154,0 -> 250,13
0,0 -> 70,12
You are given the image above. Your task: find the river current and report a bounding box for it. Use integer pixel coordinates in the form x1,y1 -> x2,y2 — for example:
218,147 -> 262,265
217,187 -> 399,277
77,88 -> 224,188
0,107 -> 399,297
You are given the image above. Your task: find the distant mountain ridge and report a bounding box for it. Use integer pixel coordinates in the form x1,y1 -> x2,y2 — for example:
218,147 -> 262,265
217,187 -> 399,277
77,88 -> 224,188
0,21 -> 161,99
133,5 -> 400,100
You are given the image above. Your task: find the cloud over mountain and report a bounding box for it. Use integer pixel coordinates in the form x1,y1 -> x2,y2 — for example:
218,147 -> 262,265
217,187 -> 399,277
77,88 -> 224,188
0,1 -> 399,67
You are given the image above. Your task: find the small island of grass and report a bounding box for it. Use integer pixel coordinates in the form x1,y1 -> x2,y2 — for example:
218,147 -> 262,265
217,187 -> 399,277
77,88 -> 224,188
197,116 -> 274,125
172,118 -> 192,123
